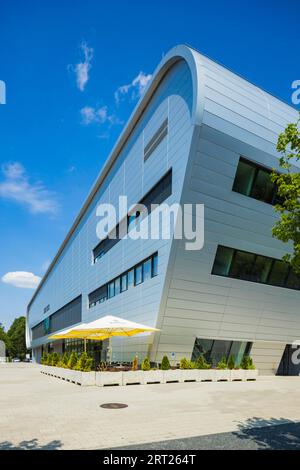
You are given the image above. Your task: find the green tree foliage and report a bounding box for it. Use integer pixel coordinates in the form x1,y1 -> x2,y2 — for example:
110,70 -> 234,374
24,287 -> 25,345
161,355 -> 171,370
0,323 -> 10,356
141,357 -> 151,371
41,351 -> 49,365
51,352 -> 60,366
67,352 -> 78,369
194,354 -> 211,369
179,357 -> 194,369
7,316 -> 27,360
74,352 -> 93,371
240,355 -> 255,370
227,354 -> 235,370
271,114 -> 300,272
217,356 -> 228,369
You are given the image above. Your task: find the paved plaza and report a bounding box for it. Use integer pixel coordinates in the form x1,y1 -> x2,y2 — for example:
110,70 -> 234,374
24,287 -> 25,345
1,364 -> 300,450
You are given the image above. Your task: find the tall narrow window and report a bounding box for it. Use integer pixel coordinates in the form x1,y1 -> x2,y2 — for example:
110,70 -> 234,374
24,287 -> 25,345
144,118 -> 168,162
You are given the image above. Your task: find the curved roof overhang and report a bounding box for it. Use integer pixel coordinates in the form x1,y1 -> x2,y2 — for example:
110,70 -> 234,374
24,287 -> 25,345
27,45 -> 203,313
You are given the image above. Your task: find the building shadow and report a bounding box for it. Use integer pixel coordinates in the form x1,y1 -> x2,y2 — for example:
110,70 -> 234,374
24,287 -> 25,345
0,438 -> 63,450
233,417 -> 300,450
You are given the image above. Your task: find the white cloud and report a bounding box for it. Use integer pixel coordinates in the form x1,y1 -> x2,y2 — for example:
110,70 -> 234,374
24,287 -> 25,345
80,105 -> 120,126
2,271 -> 41,289
74,42 -> 93,91
0,162 -> 59,214
114,71 -> 152,104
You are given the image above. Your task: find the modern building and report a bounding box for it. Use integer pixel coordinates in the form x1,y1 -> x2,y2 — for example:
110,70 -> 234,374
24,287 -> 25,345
26,44 -> 300,375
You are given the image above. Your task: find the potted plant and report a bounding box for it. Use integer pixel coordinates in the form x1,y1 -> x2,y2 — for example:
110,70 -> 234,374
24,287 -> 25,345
179,358 -> 198,382
142,357 -> 163,384
216,356 -> 230,381
194,355 -> 214,381
123,355 -> 144,385
162,355 -> 181,383
241,356 -> 258,380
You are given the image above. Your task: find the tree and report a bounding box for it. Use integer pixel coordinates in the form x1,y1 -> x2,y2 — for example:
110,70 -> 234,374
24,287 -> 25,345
7,316 -> 27,360
0,323 -> 10,357
271,114 -> 300,272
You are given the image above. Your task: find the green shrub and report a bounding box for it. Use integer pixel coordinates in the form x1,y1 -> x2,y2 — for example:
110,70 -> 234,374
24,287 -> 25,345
62,352 -> 69,367
51,352 -> 60,366
161,355 -> 170,370
74,352 -> 93,371
84,357 -> 93,372
132,355 -> 138,371
179,357 -> 194,369
41,351 -> 49,365
227,354 -> 235,370
240,355 -> 255,370
141,357 -> 151,371
67,352 -> 78,369
195,355 -> 211,369
217,356 -> 228,369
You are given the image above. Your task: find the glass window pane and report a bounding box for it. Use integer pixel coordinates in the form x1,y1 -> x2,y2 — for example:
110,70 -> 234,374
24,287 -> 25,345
285,268 -> 300,290
121,274 -> 128,292
127,269 -> 134,288
152,253 -> 158,277
212,246 -> 234,276
251,169 -> 275,203
135,265 -> 143,285
251,255 -> 272,283
211,340 -> 232,366
268,260 -> 289,287
143,258 -> 152,281
108,281 -> 115,298
232,160 -> 256,196
115,277 -> 120,296
230,250 -> 255,281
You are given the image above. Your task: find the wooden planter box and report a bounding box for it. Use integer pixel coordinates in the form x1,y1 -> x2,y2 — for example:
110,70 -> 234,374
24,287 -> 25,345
96,371 -> 123,387
143,370 -> 164,384
163,369 -> 182,383
122,371 -> 144,385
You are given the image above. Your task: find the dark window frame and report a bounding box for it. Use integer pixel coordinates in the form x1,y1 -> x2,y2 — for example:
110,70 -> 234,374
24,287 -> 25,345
93,170 -> 172,263
89,252 -> 158,308
212,245 -> 300,291
232,156 -> 281,205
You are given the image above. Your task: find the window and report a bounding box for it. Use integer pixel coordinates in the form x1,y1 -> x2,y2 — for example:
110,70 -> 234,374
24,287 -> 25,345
144,118 -> 168,162
135,265 -> 143,285
152,252 -> 158,277
127,269 -> 134,288
121,274 -> 128,292
31,296 -> 82,339
192,338 -> 252,367
115,277 -> 121,296
143,258 -> 152,281
88,252 -> 158,307
233,157 -> 280,205
108,281 -> 115,299
93,170 -> 172,262
212,245 -> 300,291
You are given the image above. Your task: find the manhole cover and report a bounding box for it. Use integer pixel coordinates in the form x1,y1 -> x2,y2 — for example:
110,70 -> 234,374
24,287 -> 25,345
100,403 -> 128,409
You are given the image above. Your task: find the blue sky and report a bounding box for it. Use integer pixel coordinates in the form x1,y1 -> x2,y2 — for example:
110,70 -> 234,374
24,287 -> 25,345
0,0 -> 299,330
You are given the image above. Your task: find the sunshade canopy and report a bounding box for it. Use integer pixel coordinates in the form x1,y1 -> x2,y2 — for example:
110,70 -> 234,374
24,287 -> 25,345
49,315 -> 159,341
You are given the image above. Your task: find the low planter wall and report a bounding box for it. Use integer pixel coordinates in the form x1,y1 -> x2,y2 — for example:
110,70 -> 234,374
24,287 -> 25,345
41,366 -> 258,386
96,371 -> 123,387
